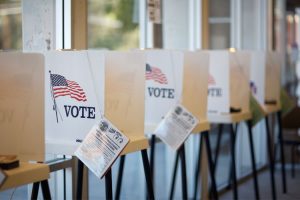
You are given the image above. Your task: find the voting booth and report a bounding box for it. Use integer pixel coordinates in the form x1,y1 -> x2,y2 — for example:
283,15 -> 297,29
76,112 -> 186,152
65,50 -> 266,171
143,49 -> 184,134
250,51 -> 281,106
104,51 -> 149,154
182,51 -> 210,132
45,50 -> 104,155
249,51 -> 285,198
0,52 -> 45,161
207,50 -> 251,115
0,52 -> 51,196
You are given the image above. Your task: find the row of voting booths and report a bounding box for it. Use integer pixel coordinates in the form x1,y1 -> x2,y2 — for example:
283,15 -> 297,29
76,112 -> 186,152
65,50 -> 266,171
0,49 -> 284,200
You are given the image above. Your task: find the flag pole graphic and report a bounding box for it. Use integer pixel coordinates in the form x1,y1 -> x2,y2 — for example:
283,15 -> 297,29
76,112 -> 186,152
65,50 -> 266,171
49,70 -> 59,123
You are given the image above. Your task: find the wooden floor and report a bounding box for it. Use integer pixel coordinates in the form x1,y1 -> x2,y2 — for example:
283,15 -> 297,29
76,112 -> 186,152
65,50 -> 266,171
220,164 -> 300,200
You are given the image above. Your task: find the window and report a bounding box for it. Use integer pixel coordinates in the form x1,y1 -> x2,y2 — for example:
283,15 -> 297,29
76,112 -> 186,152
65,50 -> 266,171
88,0 -> 139,50
0,0 -> 22,50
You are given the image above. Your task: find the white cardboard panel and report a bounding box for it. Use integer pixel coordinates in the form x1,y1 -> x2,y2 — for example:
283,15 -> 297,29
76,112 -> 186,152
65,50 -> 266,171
86,50 -> 106,115
207,51 -> 230,114
230,51 -> 251,112
0,52 -> 45,161
143,50 -> 184,134
250,51 -> 281,106
45,51 -> 104,155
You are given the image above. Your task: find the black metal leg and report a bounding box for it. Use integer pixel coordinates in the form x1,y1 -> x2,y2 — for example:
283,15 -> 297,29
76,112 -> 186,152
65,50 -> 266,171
246,120 -> 260,200
63,155 -> 66,200
204,131 -> 219,200
292,145 -> 295,178
179,144 -> 188,200
169,150 -> 180,200
41,180 -> 52,200
193,134 -> 203,200
76,159 -> 84,200
105,168 -> 113,200
141,149 -> 155,200
277,111 -> 287,193
31,182 -> 40,200
229,124 -> 238,200
150,134 -> 156,181
265,116 -> 277,200
214,124 -> 223,172
227,124 -> 238,190
234,124 -> 239,133
115,155 -> 126,200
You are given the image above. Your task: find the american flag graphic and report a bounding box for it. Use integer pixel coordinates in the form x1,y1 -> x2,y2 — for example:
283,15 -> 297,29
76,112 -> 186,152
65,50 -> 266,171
208,74 -> 216,85
50,74 -> 87,102
145,63 -> 168,84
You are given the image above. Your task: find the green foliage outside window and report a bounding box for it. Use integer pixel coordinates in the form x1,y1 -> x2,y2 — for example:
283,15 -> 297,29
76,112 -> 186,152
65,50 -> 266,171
88,0 -> 139,50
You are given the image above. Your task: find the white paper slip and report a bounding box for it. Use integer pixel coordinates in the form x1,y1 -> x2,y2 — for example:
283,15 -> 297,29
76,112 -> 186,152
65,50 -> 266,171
154,104 -> 199,150
75,118 -> 129,179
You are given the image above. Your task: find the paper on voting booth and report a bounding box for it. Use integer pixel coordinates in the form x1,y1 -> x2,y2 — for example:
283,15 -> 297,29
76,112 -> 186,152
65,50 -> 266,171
45,51 -> 104,155
75,117 -> 129,179
143,50 -> 184,134
154,104 -> 199,150
230,51 -> 250,113
0,52 -> 45,161
207,51 -> 230,114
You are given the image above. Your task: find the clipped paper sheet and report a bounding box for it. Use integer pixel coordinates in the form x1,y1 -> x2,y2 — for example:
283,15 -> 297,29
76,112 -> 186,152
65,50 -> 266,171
154,104 -> 199,150
75,118 -> 129,179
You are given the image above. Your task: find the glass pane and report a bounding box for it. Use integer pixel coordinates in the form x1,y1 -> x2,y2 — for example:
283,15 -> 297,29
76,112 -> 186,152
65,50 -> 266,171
88,0 -> 139,50
0,0 -> 22,50
209,23 -> 230,49
241,0 -> 258,49
209,0 -> 231,18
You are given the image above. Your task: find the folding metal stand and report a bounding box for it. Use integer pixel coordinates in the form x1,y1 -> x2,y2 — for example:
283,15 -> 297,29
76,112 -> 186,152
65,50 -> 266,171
192,131 -> 219,200
265,116 -> 277,200
276,111 -> 287,193
210,112 -> 260,200
168,143 -> 188,200
214,121 -> 260,200
31,157 -> 73,200
78,149 -> 155,200
31,180 -> 52,200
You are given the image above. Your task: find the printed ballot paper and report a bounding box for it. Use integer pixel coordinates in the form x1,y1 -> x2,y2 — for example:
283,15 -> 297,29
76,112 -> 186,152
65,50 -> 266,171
154,104 -> 199,150
75,118 -> 129,179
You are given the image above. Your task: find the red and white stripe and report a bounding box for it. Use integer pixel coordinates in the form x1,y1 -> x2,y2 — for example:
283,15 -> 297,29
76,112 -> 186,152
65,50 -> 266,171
53,80 -> 87,102
146,66 -> 168,84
